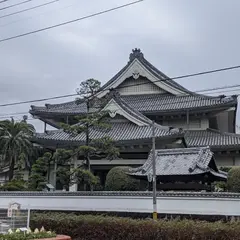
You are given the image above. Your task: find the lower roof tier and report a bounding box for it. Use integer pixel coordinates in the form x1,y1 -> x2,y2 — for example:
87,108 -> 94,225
30,93 -> 237,117
33,126 -> 240,151
185,129 -> 240,150
33,121 -> 183,145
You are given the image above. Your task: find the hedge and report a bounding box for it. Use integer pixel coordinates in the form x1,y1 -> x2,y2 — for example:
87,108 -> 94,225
227,167 -> 240,192
31,212 -> 240,240
104,167 -> 140,191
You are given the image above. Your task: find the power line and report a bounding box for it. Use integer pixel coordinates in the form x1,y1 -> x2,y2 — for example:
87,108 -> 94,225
0,63 -> 240,108
0,0 -> 34,11
0,0 -> 78,28
0,0 -> 12,4
0,0 -> 60,19
195,83 -> 240,93
0,0 -> 145,43
0,93 -> 77,107
113,65 -> 240,93
0,88 -> 239,120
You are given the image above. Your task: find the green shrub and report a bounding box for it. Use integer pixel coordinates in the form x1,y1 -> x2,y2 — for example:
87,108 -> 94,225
105,167 -> 140,191
227,167 -> 240,192
219,166 -> 232,173
214,181 -> 227,192
1,180 -> 27,191
0,231 -> 56,240
31,212 -> 240,240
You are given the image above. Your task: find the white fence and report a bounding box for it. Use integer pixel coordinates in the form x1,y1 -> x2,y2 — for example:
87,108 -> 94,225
0,192 -> 240,216
0,203 -> 30,233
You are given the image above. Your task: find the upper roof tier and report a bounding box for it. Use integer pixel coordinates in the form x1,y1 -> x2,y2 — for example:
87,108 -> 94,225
30,48 -> 237,117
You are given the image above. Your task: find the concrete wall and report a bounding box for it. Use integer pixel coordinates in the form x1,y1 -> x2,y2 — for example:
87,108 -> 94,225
1,193 -> 240,216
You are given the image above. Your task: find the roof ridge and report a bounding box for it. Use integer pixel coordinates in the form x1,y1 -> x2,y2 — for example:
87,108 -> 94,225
207,128 -> 240,137
114,94 -> 173,131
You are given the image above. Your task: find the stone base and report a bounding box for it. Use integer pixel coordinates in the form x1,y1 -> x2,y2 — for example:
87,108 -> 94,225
38,235 -> 71,240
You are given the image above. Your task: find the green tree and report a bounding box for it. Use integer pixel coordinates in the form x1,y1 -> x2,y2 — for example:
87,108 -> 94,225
105,167 -> 140,191
0,118 -> 35,180
28,152 -> 52,191
227,167 -> 240,192
54,148 -> 99,190
56,166 -> 99,190
62,79 -> 119,172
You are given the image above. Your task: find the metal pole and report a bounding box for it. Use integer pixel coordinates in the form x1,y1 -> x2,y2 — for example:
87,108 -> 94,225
27,207 -> 30,229
152,121 -> 157,220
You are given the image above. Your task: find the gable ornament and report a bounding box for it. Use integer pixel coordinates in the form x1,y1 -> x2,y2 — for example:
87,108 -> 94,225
109,110 -> 117,118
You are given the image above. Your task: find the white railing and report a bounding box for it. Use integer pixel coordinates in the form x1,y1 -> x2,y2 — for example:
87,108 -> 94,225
0,192 -> 240,216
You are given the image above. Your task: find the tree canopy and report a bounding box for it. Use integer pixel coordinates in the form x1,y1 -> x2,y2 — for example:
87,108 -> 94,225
0,118 -> 35,180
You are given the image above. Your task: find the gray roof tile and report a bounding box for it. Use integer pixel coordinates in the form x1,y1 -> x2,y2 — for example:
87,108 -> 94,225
34,121 -> 182,144
185,129 -> 240,149
128,147 -> 226,180
30,94 -> 236,116
29,49 -> 237,116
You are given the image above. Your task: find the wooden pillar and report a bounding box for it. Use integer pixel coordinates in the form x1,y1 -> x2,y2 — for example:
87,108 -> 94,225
66,116 -> 69,124
186,110 -> 189,130
69,156 -> 78,192
44,122 -> 47,133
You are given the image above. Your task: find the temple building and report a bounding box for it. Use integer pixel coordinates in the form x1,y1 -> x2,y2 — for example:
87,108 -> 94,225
128,147 -> 227,191
29,48 -> 240,186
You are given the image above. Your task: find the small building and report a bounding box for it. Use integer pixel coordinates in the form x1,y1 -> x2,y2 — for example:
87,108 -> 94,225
128,147 -> 227,191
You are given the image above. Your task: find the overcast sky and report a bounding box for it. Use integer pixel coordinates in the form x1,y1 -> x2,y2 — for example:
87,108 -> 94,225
0,0 -> 240,132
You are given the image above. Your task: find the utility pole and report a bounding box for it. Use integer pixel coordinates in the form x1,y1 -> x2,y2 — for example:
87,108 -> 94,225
152,121 -> 157,220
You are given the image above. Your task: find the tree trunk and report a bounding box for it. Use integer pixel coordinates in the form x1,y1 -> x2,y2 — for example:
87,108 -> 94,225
8,156 -> 15,181
86,99 -> 91,172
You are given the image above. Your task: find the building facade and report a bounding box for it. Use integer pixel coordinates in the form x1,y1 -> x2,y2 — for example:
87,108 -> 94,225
29,49 -> 240,187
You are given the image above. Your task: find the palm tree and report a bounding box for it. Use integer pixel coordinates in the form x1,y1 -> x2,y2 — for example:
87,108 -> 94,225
0,118 -> 35,180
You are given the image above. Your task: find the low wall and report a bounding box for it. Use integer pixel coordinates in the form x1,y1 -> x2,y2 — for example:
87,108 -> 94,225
0,191 -> 240,216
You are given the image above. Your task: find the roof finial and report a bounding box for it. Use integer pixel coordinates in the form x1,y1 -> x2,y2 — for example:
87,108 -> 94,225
129,48 -> 144,61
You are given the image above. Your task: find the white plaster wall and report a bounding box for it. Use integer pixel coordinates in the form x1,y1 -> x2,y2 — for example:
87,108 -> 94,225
234,157 -> 240,166
163,119 -> 209,130
117,77 -> 166,95
216,111 -> 229,132
1,195 -> 240,216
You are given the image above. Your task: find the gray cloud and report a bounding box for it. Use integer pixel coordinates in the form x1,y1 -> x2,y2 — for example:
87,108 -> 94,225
0,0 -> 240,131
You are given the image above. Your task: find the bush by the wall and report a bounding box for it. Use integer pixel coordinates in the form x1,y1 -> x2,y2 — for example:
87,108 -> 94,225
219,166 -> 232,173
227,167 -> 240,192
104,167 -> 140,191
31,212 -> 240,240
0,180 -> 27,191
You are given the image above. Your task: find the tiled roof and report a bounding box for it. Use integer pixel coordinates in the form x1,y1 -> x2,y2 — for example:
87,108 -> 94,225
185,129 -> 240,149
33,121 -> 183,145
122,94 -> 236,113
100,48 -> 191,94
30,94 -> 237,116
128,147 -> 226,180
29,49 -> 237,117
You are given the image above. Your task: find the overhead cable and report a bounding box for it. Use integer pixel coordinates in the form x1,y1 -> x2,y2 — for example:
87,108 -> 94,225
0,0 -> 33,11
0,0 -> 60,19
0,63 -> 240,108
0,0 -> 145,43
